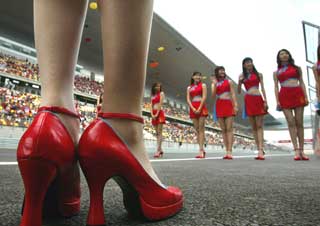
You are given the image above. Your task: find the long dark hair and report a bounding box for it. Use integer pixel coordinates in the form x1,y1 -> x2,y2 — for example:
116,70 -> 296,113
214,66 -> 227,80
242,57 -> 260,81
276,49 -> 298,69
317,44 -> 320,62
190,71 -> 201,85
151,82 -> 162,95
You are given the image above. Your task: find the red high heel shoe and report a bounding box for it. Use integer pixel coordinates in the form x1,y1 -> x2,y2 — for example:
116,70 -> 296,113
254,156 -> 265,160
294,156 -> 301,161
79,112 -> 183,225
195,150 -> 206,159
17,106 -> 81,226
223,155 -> 233,160
153,151 -> 164,158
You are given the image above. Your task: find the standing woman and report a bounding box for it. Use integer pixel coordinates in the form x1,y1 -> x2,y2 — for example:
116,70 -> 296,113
212,66 -> 238,159
187,72 -> 208,158
238,57 -> 268,160
274,49 -> 309,160
151,82 -> 166,158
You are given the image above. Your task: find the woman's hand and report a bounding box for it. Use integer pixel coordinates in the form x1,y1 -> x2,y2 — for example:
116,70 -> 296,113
263,102 -> 269,111
234,105 -> 238,114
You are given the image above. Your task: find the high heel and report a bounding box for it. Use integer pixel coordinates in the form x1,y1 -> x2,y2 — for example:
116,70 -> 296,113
79,112 -> 183,225
254,156 -> 265,160
154,151 -> 164,158
294,156 -> 301,161
223,155 -> 233,160
255,150 -> 265,160
17,106 -> 81,226
195,150 -> 206,159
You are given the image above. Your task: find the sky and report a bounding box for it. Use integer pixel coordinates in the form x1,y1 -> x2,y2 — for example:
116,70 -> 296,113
154,0 -> 320,119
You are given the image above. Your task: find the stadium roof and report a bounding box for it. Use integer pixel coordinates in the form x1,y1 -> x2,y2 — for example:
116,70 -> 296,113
0,0 -> 279,127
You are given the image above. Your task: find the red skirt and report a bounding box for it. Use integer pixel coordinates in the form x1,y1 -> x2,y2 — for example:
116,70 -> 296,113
152,109 -> 165,126
279,86 -> 306,109
189,101 -> 208,119
244,94 -> 267,116
216,99 -> 235,118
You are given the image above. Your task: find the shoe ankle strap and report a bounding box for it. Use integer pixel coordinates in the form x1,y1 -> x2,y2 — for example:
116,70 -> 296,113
38,106 -> 81,119
98,112 -> 144,124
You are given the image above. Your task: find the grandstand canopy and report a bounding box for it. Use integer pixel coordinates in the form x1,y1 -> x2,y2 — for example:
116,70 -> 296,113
0,0 -> 279,127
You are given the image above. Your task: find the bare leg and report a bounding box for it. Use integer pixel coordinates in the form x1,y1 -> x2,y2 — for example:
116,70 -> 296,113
192,118 -> 200,144
248,116 -> 258,151
294,107 -> 305,156
256,115 -> 265,156
154,124 -> 159,151
34,0 -> 88,144
282,109 -> 299,156
218,118 -> 227,154
98,0 -> 160,183
198,117 -> 206,151
225,117 -> 234,155
157,124 -> 163,152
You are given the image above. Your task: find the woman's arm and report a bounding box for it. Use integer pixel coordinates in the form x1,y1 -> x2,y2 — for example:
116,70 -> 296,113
187,87 -> 196,112
237,74 -> 244,94
230,80 -> 238,113
155,91 -> 165,117
150,96 -> 154,117
259,73 -> 268,106
312,64 -> 320,101
298,67 -> 309,104
197,83 -> 207,111
273,72 -> 280,107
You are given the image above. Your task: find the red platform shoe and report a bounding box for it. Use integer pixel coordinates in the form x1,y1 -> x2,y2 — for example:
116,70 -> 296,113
79,112 -> 183,226
17,106 -> 81,226
195,150 -> 206,159
294,156 -> 301,161
153,150 -> 164,158
223,155 -> 233,160
254,156 -> 265,160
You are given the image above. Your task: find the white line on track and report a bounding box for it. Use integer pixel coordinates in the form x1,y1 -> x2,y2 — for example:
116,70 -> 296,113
150,154 -> 292,162
0,154 -> 293,165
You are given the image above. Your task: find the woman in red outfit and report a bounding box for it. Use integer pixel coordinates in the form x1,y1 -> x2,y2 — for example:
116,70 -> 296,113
274,49 -> 309,161
212,66 -> 238,159
186,72 -> 208,158
17,1 -> 182,226
151,82 -> 166,158
238,57 -> 268,160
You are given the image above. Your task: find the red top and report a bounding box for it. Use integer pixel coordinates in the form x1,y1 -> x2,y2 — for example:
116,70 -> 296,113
243,73 -> 260,91
189,82 -> 203,99
216,79 -> 230,95
277,65 -> 299,83
151,92 -> 161,105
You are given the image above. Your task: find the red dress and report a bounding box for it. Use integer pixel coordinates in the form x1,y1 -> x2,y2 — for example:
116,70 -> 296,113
151,92 -> 165,126
215,79 -> 235,118
188,82 -> 208,119
277,65 -> 306,109
243,73 -> 267,116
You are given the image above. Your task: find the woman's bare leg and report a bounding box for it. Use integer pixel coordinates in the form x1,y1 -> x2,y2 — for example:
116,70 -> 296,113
225,116 -> 234,155
294,107 -> 305,156
248,116 -> 259,151
98,0 -> 161,183
256,115 -> 265,155
198,117 -> 206,150
34,0 -> 88,144
282,109 -> 299,156
218,118 -> 228,154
